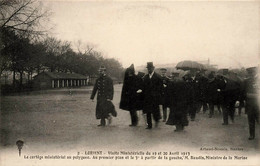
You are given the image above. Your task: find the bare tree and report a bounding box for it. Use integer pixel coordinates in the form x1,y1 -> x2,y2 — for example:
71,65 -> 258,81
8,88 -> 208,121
42,37 -> 74,72
74,40 -> 95,55
0,0 -> 52,38
0,0 -> 52,84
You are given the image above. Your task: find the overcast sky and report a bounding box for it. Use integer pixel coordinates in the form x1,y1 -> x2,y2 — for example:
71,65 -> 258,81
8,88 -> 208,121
43,1 -> 260,69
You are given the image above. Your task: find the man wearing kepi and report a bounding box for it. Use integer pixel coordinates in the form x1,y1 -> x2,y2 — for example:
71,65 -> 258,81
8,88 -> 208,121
90,66 -> 115,126
143,62 -> 163,129
244,67 -> 259,140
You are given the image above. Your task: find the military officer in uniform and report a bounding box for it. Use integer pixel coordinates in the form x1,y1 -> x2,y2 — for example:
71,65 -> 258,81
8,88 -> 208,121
90,66 -> 115,126
244,67 -> 259,140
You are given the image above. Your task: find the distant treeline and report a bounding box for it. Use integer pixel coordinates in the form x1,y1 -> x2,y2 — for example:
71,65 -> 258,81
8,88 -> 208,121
0,0 -> 124,94
0,28 -> 124,88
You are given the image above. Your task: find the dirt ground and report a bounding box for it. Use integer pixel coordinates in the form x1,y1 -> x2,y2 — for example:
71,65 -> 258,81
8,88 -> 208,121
0,84 -> 259,166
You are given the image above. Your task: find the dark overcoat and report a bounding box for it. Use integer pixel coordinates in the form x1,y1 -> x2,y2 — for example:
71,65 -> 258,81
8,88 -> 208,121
184,78 -> 195,103
166,77 -> 190,126
161,75 -> 171,107
142,72 -> 163,114
119,73 -> 144,111
198,76 -> 208,102
192,78 -> 200,102
90,75 -> 116,119
244,76 -> 259,125
206,78 -> 222,104
220,77 -> 241,106
244,76 -> 258,104
195,75 -> 208,102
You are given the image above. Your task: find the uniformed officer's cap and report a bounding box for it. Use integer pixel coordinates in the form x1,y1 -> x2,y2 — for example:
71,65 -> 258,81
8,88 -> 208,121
160,68 -> 167,71
99,66 -> 106,71
246,67 -> 257,74
146,62 -> 154,68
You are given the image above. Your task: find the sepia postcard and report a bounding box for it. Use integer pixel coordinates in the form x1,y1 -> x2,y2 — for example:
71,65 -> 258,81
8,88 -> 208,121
0,0 -> 259,165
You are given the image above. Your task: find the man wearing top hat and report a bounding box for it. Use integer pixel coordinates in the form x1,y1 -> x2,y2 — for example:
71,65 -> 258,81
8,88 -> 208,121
244,66 -> 259,140
143,62 -> 163,129
90,66 -> 115,126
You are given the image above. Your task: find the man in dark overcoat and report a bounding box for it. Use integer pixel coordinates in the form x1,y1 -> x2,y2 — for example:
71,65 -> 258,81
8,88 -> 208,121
90,66 -> 115,126
166,73 -> 190,131
184,72 -> 196,121
199,71 -> 210,113
218,69 -> 240,125
119,64 -> 144,126
143,62 -> 163,129
244,67 -> 259,140
206,73 -> 223,118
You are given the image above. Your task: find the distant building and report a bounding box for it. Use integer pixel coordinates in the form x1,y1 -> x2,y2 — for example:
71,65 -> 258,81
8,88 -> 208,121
88,75 -> 98,85
33,71 -> 89,89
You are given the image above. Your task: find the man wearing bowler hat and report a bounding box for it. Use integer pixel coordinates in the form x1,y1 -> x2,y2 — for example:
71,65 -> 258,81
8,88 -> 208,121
143,62 -> 163,129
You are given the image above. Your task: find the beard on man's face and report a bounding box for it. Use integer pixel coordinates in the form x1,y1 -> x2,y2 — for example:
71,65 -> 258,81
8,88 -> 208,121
99,71 -> 105,76
147,68 -> 154,74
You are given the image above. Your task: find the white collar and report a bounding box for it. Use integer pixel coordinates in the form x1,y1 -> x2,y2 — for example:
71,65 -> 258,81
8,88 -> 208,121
149,71 -> 155,79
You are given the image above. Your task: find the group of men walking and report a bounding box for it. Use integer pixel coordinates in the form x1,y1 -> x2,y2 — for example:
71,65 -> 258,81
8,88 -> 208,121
90,62 -> 259,140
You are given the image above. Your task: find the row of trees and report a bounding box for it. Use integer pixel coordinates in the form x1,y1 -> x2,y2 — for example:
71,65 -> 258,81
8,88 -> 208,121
0,0 -> 124,89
